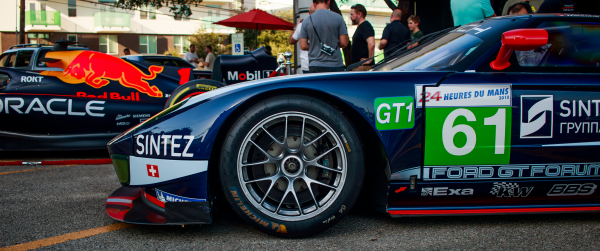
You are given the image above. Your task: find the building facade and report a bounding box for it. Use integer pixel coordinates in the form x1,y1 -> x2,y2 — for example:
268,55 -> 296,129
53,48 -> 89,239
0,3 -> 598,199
0,0 -> 241,56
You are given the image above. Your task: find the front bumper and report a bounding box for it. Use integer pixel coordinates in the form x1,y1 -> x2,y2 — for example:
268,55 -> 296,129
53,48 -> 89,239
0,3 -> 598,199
106,186 -> 212,225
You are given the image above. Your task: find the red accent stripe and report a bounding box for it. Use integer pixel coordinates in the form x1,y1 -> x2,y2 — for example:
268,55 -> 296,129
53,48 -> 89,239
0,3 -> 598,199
142,190 -> 165,208
389,207 -> 600,215
0,93 -> 78,97
0,158 -> 112,166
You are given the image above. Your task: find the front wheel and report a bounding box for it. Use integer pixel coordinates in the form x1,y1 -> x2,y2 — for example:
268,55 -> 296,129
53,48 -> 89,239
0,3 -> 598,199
164,79 -> 224,108
219,95 -> 365,237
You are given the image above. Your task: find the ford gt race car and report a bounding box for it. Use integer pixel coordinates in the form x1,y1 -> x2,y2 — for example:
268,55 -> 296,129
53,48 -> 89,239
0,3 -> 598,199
106,14 -> 600,237
0,40 -> 223,150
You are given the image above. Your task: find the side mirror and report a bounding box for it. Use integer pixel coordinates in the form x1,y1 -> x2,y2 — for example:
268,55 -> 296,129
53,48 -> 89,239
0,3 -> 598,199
490,29 -> 548,70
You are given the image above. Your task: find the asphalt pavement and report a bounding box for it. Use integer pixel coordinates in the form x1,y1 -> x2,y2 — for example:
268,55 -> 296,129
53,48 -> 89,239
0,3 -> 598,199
2,157 -> 600,250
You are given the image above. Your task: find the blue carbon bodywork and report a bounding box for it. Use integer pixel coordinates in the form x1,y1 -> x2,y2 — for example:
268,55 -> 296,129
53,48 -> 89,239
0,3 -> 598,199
128,71 -> 451,172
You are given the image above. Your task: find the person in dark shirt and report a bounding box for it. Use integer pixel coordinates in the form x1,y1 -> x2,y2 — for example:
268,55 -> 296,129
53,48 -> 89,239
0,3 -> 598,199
407,15 -> 424,49
378,9 -> 410,59
350,4 -> 375,71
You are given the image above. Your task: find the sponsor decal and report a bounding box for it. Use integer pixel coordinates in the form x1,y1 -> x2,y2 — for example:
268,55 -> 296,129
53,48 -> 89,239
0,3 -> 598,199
424,164 -> 600,180
230,187 -> 287,233
226,70 -> 270,81
20,76 -> 44,82
423,85 -> 512,166
156,189 -> 205,202
116,122 -> 130,126
547,183 -> 597,196
558,99 -> 600,134
77,92 -> 141,101
374,96 -> 415,130
116,114 -> 130,121
147,164 -> 159,177
128,156 -> 207,186
519,95 -> 600,138
521,95 -> 553,138
135,134 -> 195,157
395,187 -> 407,193
42,51 -> 164,97
0,97 -> 104,117
421,187 -> 474,196
133,114 -> 151,118
415,84 -> 511,108
490,182 -> 533,197
454,24 -> 491,34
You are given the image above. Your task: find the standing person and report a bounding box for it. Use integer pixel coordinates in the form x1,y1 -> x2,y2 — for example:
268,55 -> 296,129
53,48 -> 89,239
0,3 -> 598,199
350,4 -> 375,71
290,4 -> 316,74
200,45 -> 216,71
450,0 -> 496,26
503,0 -> 543,15
407,15 -> 424,49
299,0 -> 349,73
184,44 -> 199,69
378,9 -> 410,59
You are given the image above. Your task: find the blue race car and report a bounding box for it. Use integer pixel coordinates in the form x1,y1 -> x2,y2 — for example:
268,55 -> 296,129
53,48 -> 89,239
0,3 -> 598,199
106,14 -> 600,237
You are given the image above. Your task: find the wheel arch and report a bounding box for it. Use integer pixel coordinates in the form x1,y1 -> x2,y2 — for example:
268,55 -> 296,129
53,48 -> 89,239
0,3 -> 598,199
206,87 -> 391,212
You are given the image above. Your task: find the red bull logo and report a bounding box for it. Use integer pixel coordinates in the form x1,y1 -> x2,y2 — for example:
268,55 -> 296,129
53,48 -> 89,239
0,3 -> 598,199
42,51 -> 164,98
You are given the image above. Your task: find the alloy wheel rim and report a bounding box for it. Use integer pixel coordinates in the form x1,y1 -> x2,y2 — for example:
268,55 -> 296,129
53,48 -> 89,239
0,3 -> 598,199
237,112 -> 347,221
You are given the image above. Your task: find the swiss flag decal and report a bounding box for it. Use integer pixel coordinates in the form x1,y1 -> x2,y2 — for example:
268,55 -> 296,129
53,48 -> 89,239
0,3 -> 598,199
147,164 -> 159,178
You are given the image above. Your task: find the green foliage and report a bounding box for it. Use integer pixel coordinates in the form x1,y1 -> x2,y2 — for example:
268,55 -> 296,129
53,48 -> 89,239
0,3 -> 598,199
164,48 -> 180,57
115,0 -> 202,17
236,10 -> 294,61
189,27 -> 228,59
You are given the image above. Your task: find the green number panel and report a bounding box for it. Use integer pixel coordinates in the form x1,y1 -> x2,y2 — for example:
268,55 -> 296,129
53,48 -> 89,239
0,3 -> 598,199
424,107 -> 512,165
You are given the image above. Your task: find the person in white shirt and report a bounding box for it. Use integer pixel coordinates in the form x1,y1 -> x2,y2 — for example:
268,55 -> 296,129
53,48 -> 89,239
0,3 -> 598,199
289,4 -> 315,74
184,44 -> 200,68
202,45 -> 216,71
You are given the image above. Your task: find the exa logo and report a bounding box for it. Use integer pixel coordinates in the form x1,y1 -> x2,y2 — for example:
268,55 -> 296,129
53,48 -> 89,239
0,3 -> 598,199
421,187 -> 474,196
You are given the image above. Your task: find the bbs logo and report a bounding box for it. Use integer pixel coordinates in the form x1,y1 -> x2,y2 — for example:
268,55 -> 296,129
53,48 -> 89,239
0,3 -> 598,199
547,183 -> 597,196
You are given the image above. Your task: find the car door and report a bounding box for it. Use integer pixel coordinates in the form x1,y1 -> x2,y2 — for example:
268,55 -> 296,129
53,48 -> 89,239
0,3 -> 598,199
417,19 -> 600,210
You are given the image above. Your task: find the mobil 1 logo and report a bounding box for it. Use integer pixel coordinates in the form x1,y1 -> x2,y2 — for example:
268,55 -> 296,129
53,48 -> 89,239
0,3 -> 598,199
374,96 -> 414,130
423,85 -> 512,166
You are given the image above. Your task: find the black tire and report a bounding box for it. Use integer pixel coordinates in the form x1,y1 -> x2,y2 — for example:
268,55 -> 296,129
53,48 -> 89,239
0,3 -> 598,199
164,79 -> 224,108
219,95 -> 365,237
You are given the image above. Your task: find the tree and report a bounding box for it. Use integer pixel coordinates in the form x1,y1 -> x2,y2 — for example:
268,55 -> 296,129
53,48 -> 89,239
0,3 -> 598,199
189,27 -> 228,60
115,0 -> 204,17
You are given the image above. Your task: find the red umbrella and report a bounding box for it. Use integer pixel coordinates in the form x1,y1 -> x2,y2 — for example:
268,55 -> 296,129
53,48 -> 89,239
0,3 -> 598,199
214,9 -> 294,49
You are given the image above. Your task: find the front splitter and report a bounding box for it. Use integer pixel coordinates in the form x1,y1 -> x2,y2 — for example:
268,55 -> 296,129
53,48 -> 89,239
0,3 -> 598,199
106,186 -> 212,225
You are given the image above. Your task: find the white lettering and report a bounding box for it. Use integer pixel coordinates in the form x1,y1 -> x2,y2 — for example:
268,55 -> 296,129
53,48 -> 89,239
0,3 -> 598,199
171,135 -> 182,157
228,71 -> 238,80
579,100 -> 591,117
24,98 -> 48,114
560,100 -> 570,117
5,97 -> 24,114
376,103 -> 391,124
67,99 -> 85,116
162,135 -> 171,156
392,103 -> 405,123
85,101 -> 105,117
47,99 -> 66,115
182,135 -> 194,157
150,135 -> 160,155
433,187 -> 448,196
136,135 -> 145,155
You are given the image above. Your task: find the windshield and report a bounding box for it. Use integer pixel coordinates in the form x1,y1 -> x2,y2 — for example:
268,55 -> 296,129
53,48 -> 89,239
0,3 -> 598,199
377,33 -> 484,71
